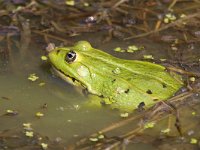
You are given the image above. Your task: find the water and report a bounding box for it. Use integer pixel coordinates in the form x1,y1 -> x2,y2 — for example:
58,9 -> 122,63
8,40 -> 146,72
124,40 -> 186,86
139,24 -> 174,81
0,37 -> 122,146
0,33 -> 200,149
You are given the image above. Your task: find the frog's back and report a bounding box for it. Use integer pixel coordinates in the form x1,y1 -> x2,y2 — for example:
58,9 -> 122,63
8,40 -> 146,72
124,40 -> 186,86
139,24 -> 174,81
80,48 -> 183,111
107,59 -> 182,111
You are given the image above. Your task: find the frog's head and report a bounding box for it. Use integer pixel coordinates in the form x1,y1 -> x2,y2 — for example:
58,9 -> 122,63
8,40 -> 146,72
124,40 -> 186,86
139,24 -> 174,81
48,41 -> 94,88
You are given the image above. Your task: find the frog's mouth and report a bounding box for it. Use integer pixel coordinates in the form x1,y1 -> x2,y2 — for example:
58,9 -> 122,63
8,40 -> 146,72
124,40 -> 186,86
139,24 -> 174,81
51,66 -> 83,87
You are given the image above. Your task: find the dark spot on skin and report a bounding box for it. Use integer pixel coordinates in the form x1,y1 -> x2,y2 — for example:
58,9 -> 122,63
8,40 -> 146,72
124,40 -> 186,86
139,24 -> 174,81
153,99 -> 159,101
162,83 -> 167,88
137,102 -> 145,112
124,89 -> 130,93
112,79 -> 116,83
72,78 -> 76,82
99,95 -> 104,98
146,89 -> 153,94
56,50 -> 60,54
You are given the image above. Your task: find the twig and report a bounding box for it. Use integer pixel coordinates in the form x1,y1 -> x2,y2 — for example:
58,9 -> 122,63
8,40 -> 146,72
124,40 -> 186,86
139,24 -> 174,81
168,0 -> 178,11
32,30 -> 72,44
167,66 -> 200,77
124,12 -> 200,40
112,0 -> 128,8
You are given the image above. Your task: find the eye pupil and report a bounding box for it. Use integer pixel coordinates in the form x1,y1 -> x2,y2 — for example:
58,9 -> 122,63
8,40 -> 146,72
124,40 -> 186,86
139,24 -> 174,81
66,51 -> 76,63
68,53 -> 73,58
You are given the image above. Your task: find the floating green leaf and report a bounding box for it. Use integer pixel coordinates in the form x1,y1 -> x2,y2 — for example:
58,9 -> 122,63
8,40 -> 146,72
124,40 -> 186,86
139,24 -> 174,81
120,112 -> 129,118
36,112 -> 44,118
192,111 -> 196,116
190,138 -> 198,144
143,55 -> 154,59
25,131 -> 34,137
5,109 -> 18,116
161,128 -> 170,134
164,13 -> 176,23
189,77 -> 195,82
41,143 -> 48,150
23,123 -> 32,130
89,137 -> 98,142
114,47 -> 125,52
28,74 -> 39,81
39,82 -> 46,86
160,58 -> 166,62
65,0 -> 75,6
144,122 -> 155,129
98,134 -> 104,139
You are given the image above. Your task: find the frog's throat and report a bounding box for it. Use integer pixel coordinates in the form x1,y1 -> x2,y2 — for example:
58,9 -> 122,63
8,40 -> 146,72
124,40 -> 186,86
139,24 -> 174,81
51,66 -> 83,87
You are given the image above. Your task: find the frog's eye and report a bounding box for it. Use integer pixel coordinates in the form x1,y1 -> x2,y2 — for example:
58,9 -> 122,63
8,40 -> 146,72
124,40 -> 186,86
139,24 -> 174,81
66,51 -> 76,63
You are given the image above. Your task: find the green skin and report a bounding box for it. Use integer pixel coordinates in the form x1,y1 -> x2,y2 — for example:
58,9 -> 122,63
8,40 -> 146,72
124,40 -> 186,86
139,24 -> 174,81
48,41 -> 183,112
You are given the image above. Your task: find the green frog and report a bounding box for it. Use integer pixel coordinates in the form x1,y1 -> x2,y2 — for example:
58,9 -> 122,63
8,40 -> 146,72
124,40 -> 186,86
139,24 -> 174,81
47,41 -> 183,112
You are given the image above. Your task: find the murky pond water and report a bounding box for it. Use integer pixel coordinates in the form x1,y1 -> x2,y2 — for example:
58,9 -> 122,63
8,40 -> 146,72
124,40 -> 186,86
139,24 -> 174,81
0,33 -> 200,149
0,36 -> 122,143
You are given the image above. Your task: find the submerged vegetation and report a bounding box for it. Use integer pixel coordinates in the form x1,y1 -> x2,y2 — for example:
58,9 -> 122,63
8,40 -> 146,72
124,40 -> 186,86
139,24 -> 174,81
0,0 -> 200,149
0,0 -> 200,46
